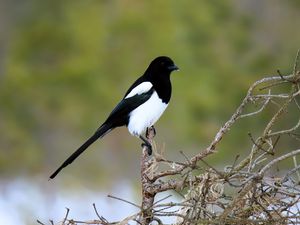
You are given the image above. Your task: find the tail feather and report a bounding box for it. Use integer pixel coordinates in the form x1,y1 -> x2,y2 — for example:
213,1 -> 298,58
49,124 -> 112,179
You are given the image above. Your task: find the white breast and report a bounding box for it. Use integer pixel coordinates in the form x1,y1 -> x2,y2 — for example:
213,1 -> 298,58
127,91 -> 168,136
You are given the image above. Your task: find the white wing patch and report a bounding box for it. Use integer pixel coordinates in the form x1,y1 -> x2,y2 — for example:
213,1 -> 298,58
125,82 -> 153,99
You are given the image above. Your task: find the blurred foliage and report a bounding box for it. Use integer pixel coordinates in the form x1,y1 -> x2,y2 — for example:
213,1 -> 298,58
0,0 -> 300,184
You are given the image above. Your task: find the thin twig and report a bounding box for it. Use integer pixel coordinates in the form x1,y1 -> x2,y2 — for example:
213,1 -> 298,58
259,149 -> 300,176
293,156 -> 300,182
36,220 -> 46,225
240,91 -> 271,118
153,194 -> 172,206
282,165 -> 300,182
107,194 -> 141,209
63,207 -> 70,224
293,49 -> 300,76
92,203 -> 102,221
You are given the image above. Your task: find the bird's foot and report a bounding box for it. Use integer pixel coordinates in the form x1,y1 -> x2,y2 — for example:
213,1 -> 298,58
141,143 -> 152,155
139,135 -> 153,155
146,126 -> 156,139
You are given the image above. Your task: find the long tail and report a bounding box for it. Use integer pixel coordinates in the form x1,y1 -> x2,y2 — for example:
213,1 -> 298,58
49,124 -> 112,179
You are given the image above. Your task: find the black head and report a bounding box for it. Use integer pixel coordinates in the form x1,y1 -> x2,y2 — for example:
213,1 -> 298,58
146,56 -> 179,76
143,56 -> 178,103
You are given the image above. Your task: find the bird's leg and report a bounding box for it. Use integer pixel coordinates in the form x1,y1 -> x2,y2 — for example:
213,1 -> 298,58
146,126 -> 156,139
139,135 -> 152,155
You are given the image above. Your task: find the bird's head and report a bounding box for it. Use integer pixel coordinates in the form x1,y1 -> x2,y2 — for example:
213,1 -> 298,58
147,56 -> 179,76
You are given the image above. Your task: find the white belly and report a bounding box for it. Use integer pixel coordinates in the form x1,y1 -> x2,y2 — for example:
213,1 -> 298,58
127,91 -> 168,136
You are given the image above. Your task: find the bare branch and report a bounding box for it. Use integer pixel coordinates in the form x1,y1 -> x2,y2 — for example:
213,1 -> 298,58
36,220 -> 46,225
259,149 -> 300,176
268,118 -> 300,137
293,49 -> 300,76
107,195 -> 141,209
63,208 -> 70,224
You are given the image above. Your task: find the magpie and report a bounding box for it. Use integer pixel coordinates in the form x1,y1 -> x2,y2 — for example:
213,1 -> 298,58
49,56 -> 179,179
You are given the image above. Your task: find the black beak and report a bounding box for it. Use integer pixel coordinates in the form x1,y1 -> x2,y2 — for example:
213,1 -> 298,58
168,64 -> 179,71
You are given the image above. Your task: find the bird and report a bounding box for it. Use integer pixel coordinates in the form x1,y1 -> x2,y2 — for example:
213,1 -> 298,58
49,56 -> 179,179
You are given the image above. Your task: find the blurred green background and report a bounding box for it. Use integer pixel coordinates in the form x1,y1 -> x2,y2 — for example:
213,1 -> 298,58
1,0 -> 300,188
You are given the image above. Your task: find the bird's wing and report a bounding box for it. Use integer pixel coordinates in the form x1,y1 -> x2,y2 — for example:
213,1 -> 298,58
124,81 -> 152,99
123,75 -> 147,98
104,85 -> 155,126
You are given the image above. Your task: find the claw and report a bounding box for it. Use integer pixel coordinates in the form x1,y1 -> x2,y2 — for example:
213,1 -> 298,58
141,143 -> 152,155
151,125 -> 156,136
146,126 -> 156,139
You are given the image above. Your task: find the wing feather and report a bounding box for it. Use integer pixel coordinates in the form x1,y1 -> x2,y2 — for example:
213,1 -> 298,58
124,82 -> 152,99
104,87 -> 155,127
